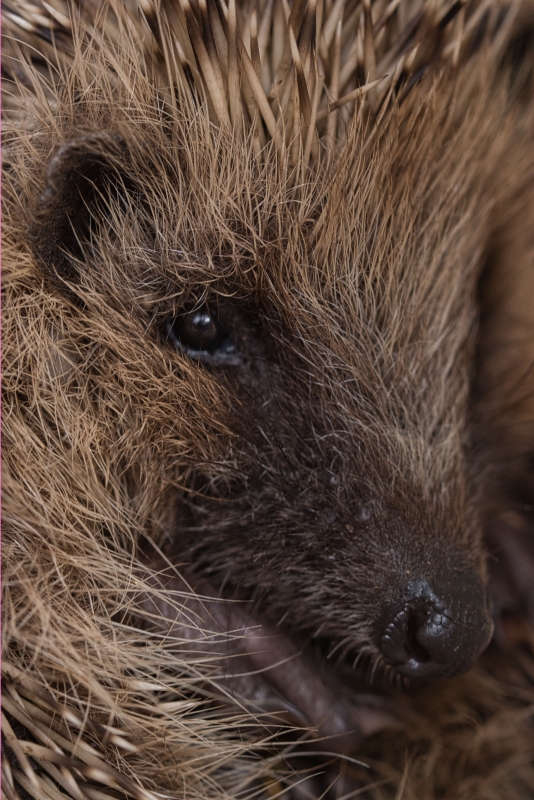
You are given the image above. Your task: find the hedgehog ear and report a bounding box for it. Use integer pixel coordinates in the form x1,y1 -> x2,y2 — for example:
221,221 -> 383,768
29,131 -> 132,293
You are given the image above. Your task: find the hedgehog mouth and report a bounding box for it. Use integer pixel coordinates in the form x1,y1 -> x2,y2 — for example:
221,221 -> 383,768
138,568 -> 404,752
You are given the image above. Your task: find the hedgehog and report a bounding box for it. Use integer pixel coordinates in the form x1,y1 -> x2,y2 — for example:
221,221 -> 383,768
3,0 -> 534,798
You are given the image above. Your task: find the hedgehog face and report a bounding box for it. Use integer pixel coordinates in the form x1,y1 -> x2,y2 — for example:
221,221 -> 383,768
5,0 -> 534,791
26,107 -> 496,701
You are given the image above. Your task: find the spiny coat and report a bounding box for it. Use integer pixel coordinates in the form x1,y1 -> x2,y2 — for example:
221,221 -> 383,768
3,0 -> 534,798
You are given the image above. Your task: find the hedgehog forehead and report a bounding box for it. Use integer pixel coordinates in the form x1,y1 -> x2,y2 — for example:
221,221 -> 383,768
112,102 -> 490,308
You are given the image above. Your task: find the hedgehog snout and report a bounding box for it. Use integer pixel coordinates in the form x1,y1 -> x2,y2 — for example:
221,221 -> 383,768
378,574 -> 494,679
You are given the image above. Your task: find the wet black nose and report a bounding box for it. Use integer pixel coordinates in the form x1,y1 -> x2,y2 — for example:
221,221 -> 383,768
378,575 -> 493,679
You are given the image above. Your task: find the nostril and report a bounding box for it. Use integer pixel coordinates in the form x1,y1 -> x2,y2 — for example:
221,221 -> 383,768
406,611 -> 431,664
380,602 -> 434,673
378,576 -> 493,680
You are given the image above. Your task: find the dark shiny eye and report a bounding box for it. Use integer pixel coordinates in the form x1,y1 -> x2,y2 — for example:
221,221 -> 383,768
171,308 -> 225,352
167,306 -> 240,365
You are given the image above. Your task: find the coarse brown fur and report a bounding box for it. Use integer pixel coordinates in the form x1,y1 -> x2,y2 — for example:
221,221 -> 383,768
3,0 -> 534,798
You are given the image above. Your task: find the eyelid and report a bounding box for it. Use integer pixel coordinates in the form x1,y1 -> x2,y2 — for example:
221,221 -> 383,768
165,317 -> 242,366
